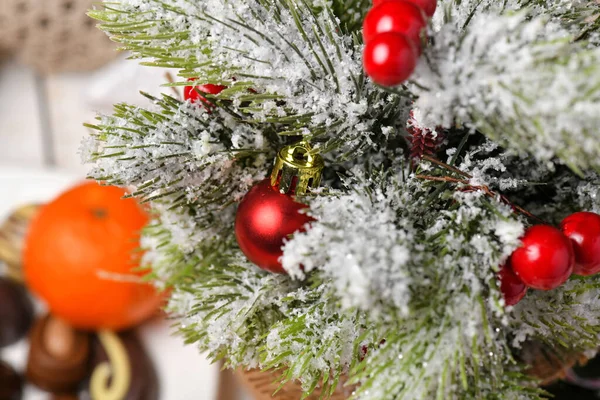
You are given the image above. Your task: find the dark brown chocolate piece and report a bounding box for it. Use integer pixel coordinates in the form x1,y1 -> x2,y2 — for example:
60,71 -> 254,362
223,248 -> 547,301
80,330 -> 159,400
0,277 -> 34,348
26,314 -> 91,393
0,359 -> 23,400
50,394 -> 79,400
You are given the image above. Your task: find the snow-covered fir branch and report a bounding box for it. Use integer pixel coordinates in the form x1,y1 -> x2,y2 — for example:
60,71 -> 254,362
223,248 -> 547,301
511,275 -> 600,352
433,0 -> 600,36
84,0 -> 600,398
83,93 -> 270,251
83,93 -> 270,203
278,170 -> 535,398
141,165 -> 544,399
282,171 -> 418,316
156,240 -> 365,392
417,6 -> 600,173
416,143 -> 600,357
90,0 -> 410,160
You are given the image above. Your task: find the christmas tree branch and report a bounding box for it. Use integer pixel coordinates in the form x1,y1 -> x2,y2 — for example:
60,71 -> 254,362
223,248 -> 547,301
84,0 -> 600,398
416,9 -> 600,173
511,274 -> 600,352
89,0 -> 410,160
279,170 -> 545,398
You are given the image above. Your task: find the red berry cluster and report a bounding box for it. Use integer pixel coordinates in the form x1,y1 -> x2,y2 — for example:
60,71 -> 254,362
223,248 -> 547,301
183,78 -> 227,108
499,212 -> 600,306
363,0 -> 437,87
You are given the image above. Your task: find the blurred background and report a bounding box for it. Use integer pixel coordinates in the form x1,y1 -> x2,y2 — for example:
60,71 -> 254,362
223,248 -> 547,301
0,1 -> 252,399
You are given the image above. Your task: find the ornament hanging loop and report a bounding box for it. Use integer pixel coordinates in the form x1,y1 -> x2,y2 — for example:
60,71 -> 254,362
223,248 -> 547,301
271,142 -> 324,195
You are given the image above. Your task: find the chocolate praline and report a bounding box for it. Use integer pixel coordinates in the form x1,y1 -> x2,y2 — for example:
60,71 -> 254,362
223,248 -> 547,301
0,360 -> 23,400
0,277 -> 34,348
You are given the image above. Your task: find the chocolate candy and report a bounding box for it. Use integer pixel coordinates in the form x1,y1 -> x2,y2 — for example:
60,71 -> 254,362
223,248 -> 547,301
26,314 -> 91,393
0,277 -> 34,348
0,204 -> 41,283
50,394 -> 79,400
81,330 -> 159,400
0,360 -> 23,400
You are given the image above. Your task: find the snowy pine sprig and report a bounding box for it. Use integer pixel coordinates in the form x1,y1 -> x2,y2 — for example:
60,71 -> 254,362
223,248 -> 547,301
148,165 -> 545,399
282,170 -> 418,316
84,0 -> 600,398
89,0 -> 409,160
415,7 -> 600,173
83,92 -> 271,252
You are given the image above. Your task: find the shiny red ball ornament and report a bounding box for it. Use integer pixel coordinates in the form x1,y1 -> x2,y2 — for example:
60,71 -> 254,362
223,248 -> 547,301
363,1 -> 427,47
235,179 -> 314,274
373,0 -> 437,18
183,78 -> 227,106
560,212 -> 600,276
510,225 -> 574,291
498,264 -> 527,306
363,32 -> 417,87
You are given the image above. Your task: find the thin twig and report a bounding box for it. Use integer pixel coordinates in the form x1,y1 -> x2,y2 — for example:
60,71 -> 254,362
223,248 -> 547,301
416,175 -> 546,223
422,155 -> 472,178
416,175 -> 469,185
164,72 -> 182,99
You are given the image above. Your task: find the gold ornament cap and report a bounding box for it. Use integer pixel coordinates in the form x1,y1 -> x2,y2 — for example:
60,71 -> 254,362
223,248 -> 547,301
271,142 -> 324,195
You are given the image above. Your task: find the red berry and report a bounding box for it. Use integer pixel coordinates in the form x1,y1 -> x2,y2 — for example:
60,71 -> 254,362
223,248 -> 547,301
359,344 -> 369,361
498,264 -> 527,306
363,1 -> 427,47
560,212 -> 600,276
373,0 -> 437,18
510,225 -> 574,291
183,78 -> 227,106
363,32 -> 417,87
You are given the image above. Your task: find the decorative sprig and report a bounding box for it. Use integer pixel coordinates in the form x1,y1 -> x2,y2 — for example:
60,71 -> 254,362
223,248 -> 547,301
84,0 -> 600,398
417,6 -> 600,173
89,0 -> 410,160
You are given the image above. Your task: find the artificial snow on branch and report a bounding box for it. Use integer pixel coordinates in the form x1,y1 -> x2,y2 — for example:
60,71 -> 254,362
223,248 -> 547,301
416,8 -> 600,173
90,0 -> 410,160
83,0 -> 600,398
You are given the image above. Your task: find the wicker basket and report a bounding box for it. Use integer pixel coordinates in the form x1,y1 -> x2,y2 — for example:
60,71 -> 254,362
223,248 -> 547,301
520,340 -> 588,385
227,343 -> 587,400
235,369 -> 353,400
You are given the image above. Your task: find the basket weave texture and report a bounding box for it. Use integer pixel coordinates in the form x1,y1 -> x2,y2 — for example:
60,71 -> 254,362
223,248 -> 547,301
236,369 -> 354,400
0,0 -> 117,73
235,342 -> 587,400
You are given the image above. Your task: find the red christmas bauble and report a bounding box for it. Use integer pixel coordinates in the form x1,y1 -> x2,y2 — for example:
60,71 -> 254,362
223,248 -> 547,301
235,179 -> 314,273
510,225 -> 574,291
363,1 -> 427,47
560,212 -> 600,276
498,264 -> 527,306
373,0 -> 437,18
183,78 -> 227,106
363,32 -> 417,87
